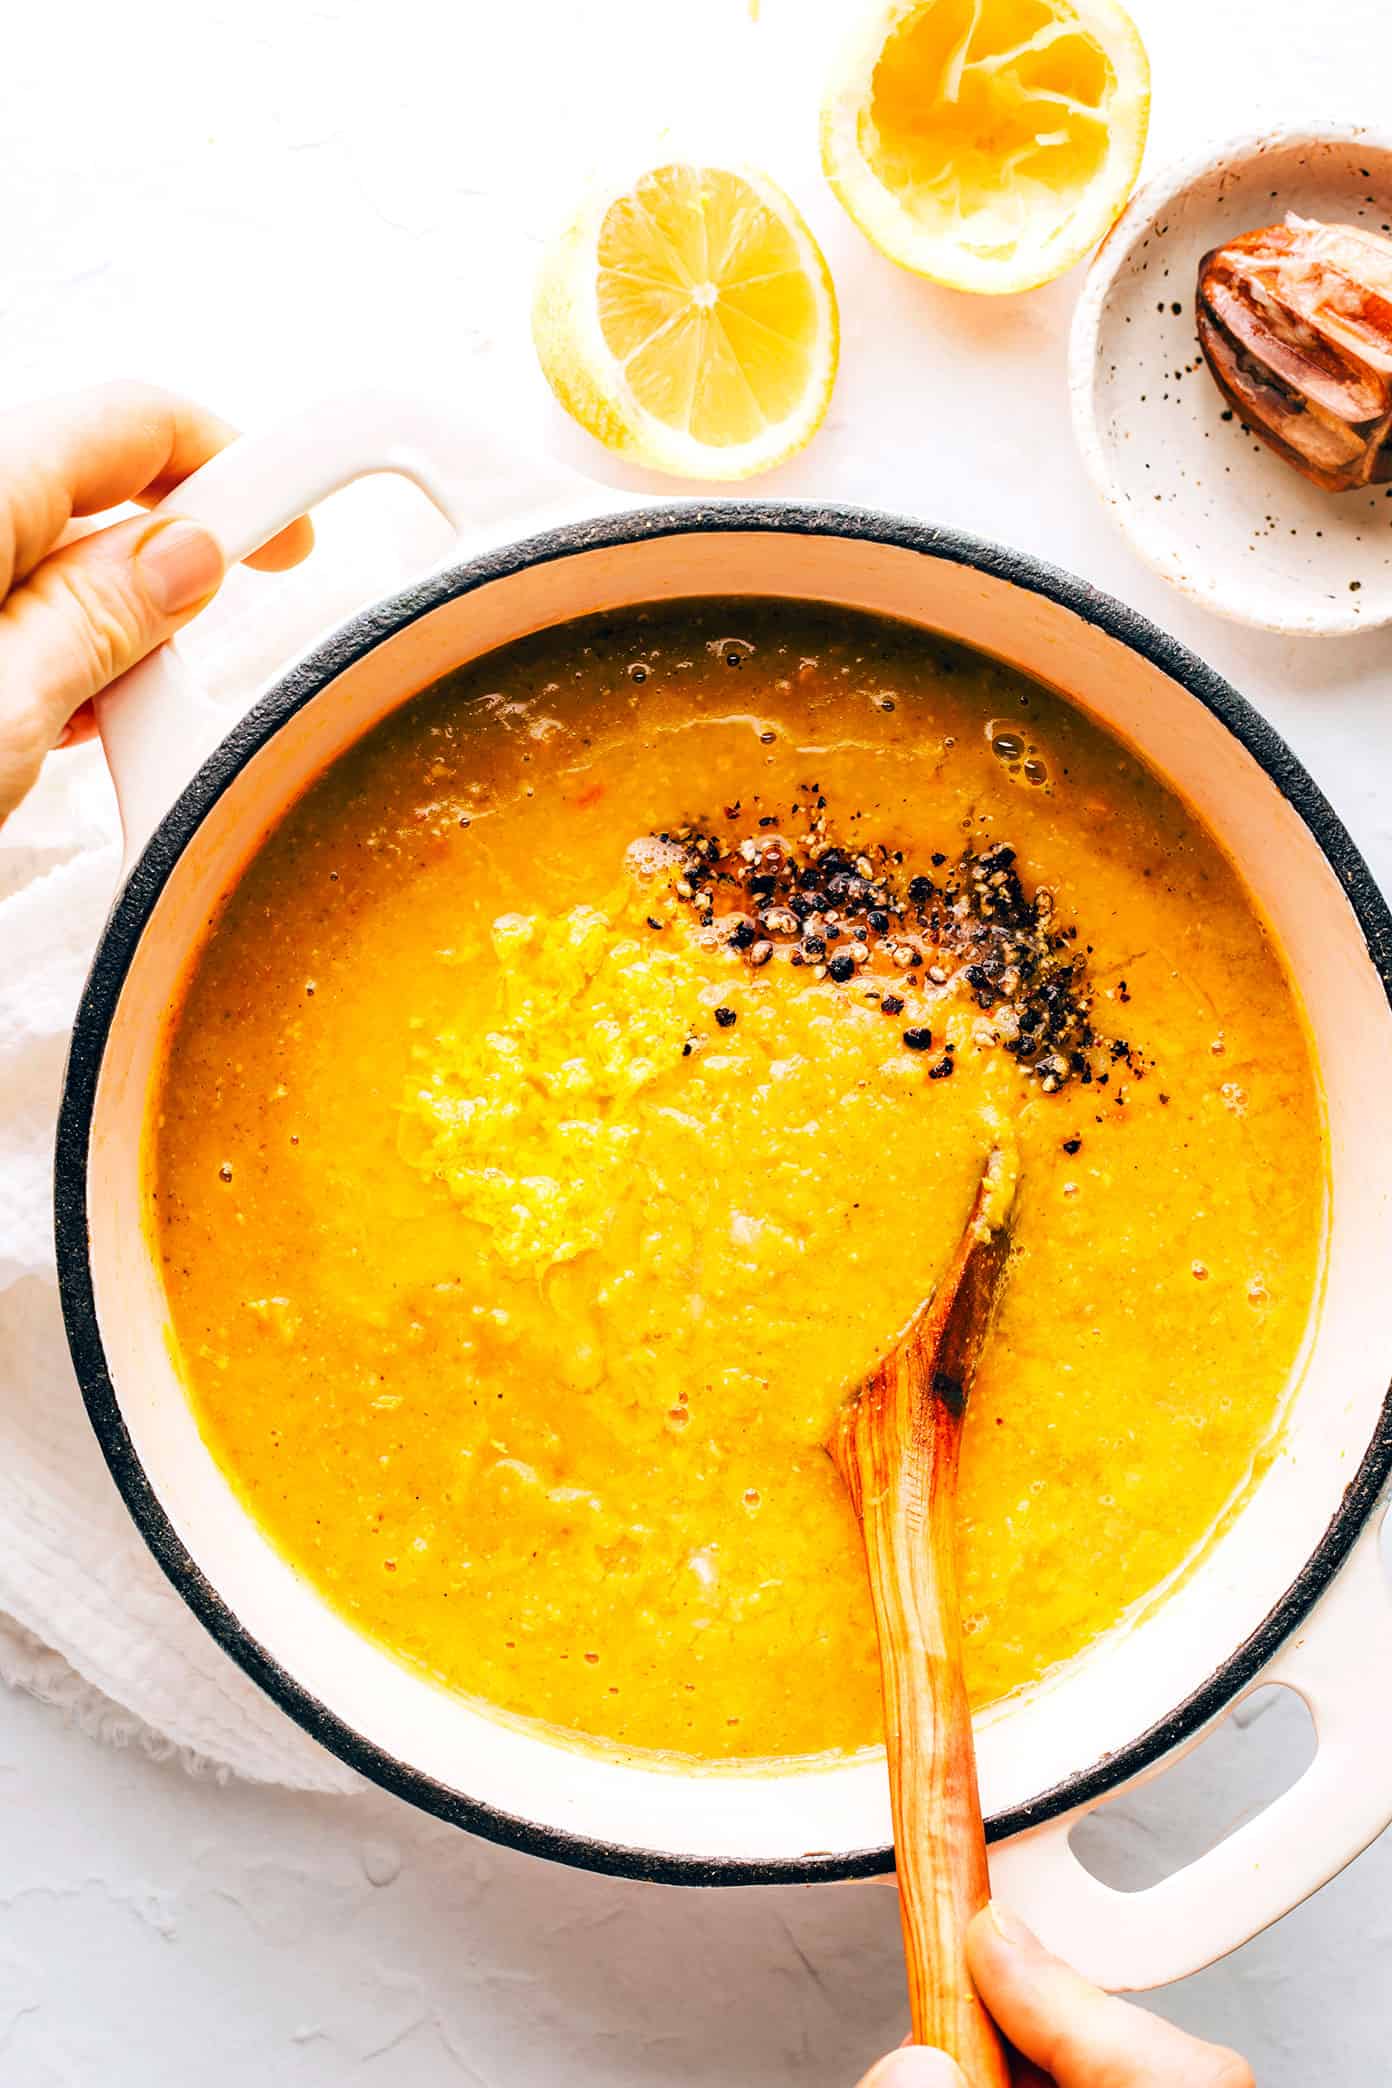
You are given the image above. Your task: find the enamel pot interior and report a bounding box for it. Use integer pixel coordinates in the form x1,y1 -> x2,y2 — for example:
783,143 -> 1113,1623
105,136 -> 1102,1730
60,511 -> 1392,1882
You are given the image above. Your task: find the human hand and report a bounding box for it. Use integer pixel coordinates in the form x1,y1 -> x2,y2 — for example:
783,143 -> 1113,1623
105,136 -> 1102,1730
0,381 -> 312,826
855,1906 -> 1254,2087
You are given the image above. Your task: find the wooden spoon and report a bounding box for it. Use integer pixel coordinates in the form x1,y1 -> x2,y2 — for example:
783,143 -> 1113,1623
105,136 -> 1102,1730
828,1149 -> 1016,2085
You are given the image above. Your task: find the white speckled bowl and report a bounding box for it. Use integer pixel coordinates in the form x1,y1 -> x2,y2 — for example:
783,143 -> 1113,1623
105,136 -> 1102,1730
1070,125 -> 1392,635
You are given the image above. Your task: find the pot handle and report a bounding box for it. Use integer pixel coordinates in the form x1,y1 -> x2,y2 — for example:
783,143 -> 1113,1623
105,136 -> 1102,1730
987,1505 -> 1392,1991
95,389 -> 594,862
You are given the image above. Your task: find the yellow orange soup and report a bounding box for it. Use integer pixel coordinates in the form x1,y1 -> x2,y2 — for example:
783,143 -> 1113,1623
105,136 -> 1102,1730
150,601 -> 1325,1763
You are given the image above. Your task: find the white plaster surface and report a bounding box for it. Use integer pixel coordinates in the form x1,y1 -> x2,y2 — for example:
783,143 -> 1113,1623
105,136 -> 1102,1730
2,0 -> 1392,2079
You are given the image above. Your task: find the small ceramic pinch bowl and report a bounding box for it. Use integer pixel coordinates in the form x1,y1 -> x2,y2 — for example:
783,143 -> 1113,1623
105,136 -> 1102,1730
1070,125 -> 1392,636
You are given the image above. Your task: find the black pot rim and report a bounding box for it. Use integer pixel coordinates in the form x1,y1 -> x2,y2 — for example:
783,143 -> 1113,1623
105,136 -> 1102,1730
54,499 -> 1392,1887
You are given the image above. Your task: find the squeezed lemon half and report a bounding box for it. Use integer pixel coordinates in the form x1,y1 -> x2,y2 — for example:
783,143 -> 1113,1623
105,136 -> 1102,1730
532,161 -> 839,481
821,0 -> 1150,294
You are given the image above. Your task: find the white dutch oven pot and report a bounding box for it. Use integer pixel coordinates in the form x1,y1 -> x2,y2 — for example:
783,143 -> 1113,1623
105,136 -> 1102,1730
55,394 -> 1392,1992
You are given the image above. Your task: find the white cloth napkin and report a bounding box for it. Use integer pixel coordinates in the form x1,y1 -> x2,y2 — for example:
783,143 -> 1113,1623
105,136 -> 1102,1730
0,460 -> 579,1786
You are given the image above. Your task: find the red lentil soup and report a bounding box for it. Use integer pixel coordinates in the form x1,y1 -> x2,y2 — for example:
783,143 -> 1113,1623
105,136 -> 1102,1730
149,601 -> 1326,1763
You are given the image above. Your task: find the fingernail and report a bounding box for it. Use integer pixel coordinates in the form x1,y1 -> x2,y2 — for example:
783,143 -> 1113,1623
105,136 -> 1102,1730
135,518 -> 224,615
860,2052 -> 967,2087
987,1898 -> 1032,1947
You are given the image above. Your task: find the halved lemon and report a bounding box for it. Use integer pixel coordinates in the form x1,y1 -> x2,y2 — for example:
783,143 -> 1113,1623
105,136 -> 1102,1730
532,161 -> 839,481
821,0 -> 1150,295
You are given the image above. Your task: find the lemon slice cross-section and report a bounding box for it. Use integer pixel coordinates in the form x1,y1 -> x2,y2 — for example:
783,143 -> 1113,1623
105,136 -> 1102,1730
533,162 -> 840,481
822,0 -> 1150,294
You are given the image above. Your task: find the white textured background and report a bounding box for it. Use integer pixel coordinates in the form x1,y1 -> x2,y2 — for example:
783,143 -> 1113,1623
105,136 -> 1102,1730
2,0 -> 1392,2080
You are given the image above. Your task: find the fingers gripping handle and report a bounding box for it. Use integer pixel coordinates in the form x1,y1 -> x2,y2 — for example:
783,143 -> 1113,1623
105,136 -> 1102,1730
988,1511 -> 1392,1991
95,390 -> 587,865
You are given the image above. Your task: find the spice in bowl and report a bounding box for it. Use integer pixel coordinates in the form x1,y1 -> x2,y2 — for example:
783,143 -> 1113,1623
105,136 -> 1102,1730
663,819 -> 1125,1094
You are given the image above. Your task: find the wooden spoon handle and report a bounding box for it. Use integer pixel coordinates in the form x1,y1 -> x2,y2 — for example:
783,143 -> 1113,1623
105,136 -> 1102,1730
854,1399 -> 1009,2082
833,1345 -> 1011,2084
830,1155 -> 1015,2081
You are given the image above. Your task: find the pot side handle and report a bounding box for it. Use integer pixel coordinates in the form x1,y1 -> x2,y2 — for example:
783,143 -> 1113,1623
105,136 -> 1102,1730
987,1506 -> 1392,1991
95,389 -> 594,863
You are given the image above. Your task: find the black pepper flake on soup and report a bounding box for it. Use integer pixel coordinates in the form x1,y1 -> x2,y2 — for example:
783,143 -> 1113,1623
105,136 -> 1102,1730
1062,1136 -> 1082,1155
647,807 -> 1133,1092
